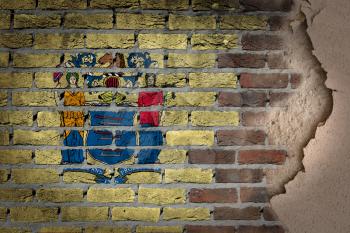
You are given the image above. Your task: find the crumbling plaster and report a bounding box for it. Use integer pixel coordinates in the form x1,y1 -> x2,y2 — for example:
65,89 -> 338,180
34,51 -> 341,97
271,0 -> 350,232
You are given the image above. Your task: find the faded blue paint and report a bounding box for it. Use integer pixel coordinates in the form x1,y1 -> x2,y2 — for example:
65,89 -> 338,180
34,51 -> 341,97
62,150 -> 84,164
137,149 -> 160,164
87,149 -> 134,165
90,111 -> 135,126
115,131 -> 137,146
139,131 -> 163,146
86,130 -> 113,146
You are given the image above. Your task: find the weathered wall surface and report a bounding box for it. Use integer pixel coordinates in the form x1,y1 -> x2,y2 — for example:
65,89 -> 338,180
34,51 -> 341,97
272,0 -> 350,232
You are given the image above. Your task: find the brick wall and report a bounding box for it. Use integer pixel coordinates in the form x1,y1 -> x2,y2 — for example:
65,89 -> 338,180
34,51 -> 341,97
0,0 -> 296,232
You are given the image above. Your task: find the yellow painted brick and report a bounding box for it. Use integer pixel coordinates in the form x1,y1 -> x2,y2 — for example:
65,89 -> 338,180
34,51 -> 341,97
112,207 -> 160,222
0,111 -> 33,126
162,207 -> 210,221
159,150 -> 187,164
192,34 -> 239,50
154,73 -> 186,87
161,111 -> 188,126
0,188 -> 33,202
0,207 -> 6,221
191,111 -> 239,126
14,14 -> 61,29
0,92 -> 6,106
189,72 -> 237,88
0,130 -> 9,146
167,53 -> 216,68
138,34 -> 187,49
0,150 -> 32,164
13,130 -> 60,145
35,33 -> 84,49
35,72 -> 84,88
35,150 -> 62,164
87,187 -> 134,203
165,92 -> 216,107
90,0 -> 139,8
138,188 -> 185,205
0,169 -> 9,183
0,33 -> 33,48
136,226 -> 183,233
165,168 -> 213,183
169,15 -> 216,30
0,12 -> 10,29
12,91 -> 59,106
86,34 -> 134,49
117,13 -> 165,29
0,52 -> 8,67
65,13 -> 113,29
141,0 -> 188,9
220,15 -> 268,30
63,171 -> 100,184
10,207 -> 58,222
37,188 -> 83,202
192,0 -> 239,10
124,172 -> 162,184
12,169 -> 59,184
37,111 -> 61,127
38,0 -> 86,9
0,228 -> 31,233
38,227 -> 82,233
0,73 -> 32,88
166,130 -> 215,146
13,53 -> 60,68
85,226 -> 132,233
61,207 -> 109,221
0,0 -> 35,9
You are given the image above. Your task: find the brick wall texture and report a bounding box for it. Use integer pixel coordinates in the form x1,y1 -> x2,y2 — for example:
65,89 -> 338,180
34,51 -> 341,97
0,0 -> 296,232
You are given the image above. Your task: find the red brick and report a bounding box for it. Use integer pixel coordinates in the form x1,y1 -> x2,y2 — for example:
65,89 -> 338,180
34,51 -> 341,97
240,73 -> 289,89
238,225 -> 285,233
239,150 -> 287,165
216,169 -> 263,183
189,188 -> 237,203
188,150 -> 235,164
240,0 -> 292,11
291,73 -> 302,89
268,16 -> 290,31
267,52 -> 289,69
269,92 -> 291,107
214,207 -> 261,220
217,130 -> 266,146
218,53 -> 266,68
242,34 -> 284,50
187,225 -> 236,233
240,187 -> 270,203
242,111 -> 267,126
263,207 -> 279,221
219,92 -> 268,107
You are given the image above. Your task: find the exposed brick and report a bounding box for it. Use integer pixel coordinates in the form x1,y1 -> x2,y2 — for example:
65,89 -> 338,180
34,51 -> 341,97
240,73 -> 289,89
141,0 -> 188,10
192,0 -> 239,10
186,225 -> 236,233
215,169 -> 263,183
169,15 -> 216,30
269,16 -> 290,31
38,0 -> 87,9
189,188 -> 238,203
269,92 -> 291,107
218,92 -> 268,107
218,53 -> 266,68
64,13 -> 113,29
240,0 -> 292,11
267,52 -> 289,69
14,14 -> 61,29
240,187 -> 270,203
263,207 -> 279,221
214,207 -> 261,220
239,150 -> 287,164
220,15 -> 268,30
188,150 -> 236,164
242,34 -> 284,50
291,73 -> 302,89
117,13 -> 165,29
238,225 -> 285,233
242,111 -> 267,126
217,130 -> 266,146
